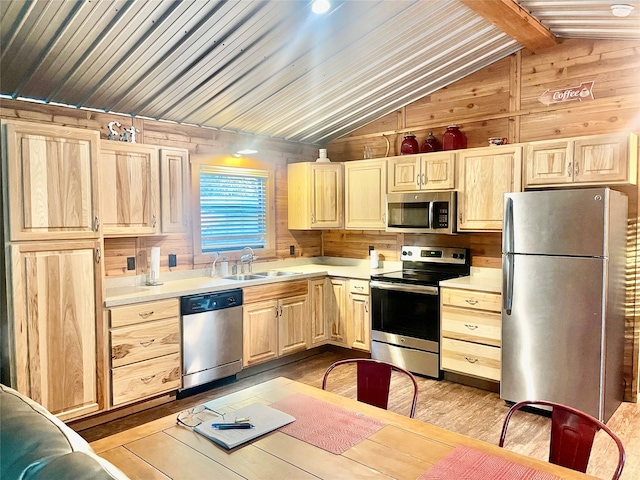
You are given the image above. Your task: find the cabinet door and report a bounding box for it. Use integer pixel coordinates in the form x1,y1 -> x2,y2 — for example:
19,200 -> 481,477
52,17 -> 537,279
2,120 -> 100,241
457,146 -> 522,231
159,148 -> 190,234
100,142 -> 159,236
525,140 -> 573,187
311,164 -> 344,228
348,292 -> 370,351
278,294 -> 310,356
9,240 -> 102,421
421,152 -> 455,190
242,300 -> 278,367
327,279 -> 347,345
387,155 -> 420,192
574,134 -> 633,184
310,279 -> 329,345
345,159 -> 387,229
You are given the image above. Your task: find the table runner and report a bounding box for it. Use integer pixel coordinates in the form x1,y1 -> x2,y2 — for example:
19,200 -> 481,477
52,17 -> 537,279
418,445 -> 561,480
270,393 -> 385,454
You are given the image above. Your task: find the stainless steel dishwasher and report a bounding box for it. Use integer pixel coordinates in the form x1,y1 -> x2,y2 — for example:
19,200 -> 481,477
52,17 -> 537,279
180,289 -> 243,390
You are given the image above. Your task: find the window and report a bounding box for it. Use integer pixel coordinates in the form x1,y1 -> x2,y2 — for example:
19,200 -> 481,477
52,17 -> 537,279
192,159 -> 275,262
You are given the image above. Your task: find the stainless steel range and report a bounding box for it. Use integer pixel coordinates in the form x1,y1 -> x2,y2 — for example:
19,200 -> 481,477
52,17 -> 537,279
370,246 -> 470,378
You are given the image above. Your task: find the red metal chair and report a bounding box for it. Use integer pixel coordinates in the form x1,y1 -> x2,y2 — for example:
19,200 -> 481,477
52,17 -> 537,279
499,400 -> 625,480
321,358 -> 419,418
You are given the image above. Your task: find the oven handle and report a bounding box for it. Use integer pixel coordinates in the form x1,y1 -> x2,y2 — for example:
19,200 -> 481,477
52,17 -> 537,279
370,281 -> 438,295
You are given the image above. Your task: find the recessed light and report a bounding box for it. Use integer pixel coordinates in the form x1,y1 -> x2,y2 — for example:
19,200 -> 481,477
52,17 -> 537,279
312,0 -> 331,14
236,148 -> 258,155
611,4 -> 634,17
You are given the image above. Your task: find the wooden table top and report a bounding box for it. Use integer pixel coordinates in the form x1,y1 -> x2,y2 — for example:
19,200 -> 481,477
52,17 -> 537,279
90,377 -> 595,479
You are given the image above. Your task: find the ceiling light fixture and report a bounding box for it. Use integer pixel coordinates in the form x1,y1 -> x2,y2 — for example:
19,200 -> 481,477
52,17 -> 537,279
312,0 -> 331,14
610,4 -> 634,17
236,148 -> 258,155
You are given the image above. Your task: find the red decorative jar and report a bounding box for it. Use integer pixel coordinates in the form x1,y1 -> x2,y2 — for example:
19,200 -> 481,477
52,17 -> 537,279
420,131 -> 442,153
442,125 -> 467,151
400,133 -> 419,155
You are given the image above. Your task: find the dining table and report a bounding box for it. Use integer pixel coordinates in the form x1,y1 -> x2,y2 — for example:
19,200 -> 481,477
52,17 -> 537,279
90,377 -> 596,479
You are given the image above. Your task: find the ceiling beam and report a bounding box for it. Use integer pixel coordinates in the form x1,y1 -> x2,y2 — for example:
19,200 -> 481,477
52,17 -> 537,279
458,0 -> 557,51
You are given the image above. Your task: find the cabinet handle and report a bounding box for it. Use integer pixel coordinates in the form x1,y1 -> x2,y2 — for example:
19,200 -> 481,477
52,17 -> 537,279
311,213 -> 316,224
365,301 -> 369,313
464,299 -> 478,305
567,161 -> 572,177
382,213 -> 386,224
421,173 -> 425,186
575,162 -> 580,176
94,215 -> 100,232
183,214 -> 188,226
464,324 -> 479,330
416,174 -> 420,187
138,311 -> 154,319
279,306 -> 283,317
459,212 -> 463,223
152,214 -> 157,228
139,339 -> 155,347
275,306 -> 279,318
354,285 -> 364,291
140,374 -> 156,383
464,356 -> 479,364
95,247 -> 101,264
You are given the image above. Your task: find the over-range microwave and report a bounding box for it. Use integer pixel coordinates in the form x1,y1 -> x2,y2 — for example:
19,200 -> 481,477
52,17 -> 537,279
386,191 -> 456,234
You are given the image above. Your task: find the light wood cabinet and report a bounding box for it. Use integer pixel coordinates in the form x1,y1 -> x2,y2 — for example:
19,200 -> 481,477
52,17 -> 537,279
287,162 -> 343,229
108,298 -> 181,407
327,278 -> 348,346
440,287 -> 501,382
344,159 -> 387,229
1,119 -> 101,241
8,240 -> 103,421
525,133 -> 637,187
242,280 -> 309,367
347,279 -> 370,352
99,141 -> 160,236
457,145 -> 522,231
159,147 -> 190,234
310,278 -> 329,345
387,152 -> 455,193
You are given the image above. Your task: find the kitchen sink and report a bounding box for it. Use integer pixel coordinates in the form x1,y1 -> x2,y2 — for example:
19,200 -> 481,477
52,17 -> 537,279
222,274 -> 267,281
265,271 -> 298,277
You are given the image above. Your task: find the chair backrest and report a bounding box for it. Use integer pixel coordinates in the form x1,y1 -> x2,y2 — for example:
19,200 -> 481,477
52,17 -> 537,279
499,400 -> 625,480
321,359 -> 419,418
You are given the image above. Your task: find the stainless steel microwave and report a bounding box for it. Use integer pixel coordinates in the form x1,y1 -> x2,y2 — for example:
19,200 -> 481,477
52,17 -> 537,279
386,191 -> 456,234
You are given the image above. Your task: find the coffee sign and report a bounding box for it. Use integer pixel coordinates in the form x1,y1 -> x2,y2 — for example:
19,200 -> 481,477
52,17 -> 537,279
538,81 -> 595,106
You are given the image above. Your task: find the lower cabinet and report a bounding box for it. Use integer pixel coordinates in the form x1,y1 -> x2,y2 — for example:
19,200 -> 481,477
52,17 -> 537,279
310,278 -> 330,345
243,280 -> 309,367
327,278 -> 348,346
440,287 -> 501,381
347,279 -> 371,352
108,298 -> 181,407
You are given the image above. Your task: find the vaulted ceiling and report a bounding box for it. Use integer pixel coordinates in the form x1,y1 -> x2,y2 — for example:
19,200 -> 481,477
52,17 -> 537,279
1,0 -> 638,146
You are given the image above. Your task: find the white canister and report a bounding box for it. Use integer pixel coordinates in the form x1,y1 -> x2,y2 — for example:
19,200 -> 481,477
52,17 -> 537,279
370,249 -> 379,269
220,259 -> 229,276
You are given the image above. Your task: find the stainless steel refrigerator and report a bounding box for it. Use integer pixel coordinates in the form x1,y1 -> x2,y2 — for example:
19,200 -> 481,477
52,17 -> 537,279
501,187 -> 627,422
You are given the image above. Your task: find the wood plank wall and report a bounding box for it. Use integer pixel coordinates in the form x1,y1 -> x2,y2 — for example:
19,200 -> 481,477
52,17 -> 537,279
325,38 -> 640,402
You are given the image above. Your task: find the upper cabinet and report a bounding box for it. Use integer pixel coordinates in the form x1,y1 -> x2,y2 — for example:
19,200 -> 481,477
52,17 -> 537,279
159,148 -> 190,234
1,120 -> 101,241
525,133 -> 638,188
457,145 -> 522,231
288,162 -> 343,229
344,159 -> 387,230
387,152 -> 455,193
99,141 -> 160,237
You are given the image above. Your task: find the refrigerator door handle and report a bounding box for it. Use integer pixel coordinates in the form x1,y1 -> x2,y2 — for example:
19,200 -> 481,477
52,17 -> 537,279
503,196 -> 514,254
503,253 -> 514,315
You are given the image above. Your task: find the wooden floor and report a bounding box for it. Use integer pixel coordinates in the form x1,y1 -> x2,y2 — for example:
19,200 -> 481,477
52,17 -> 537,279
78,350 -> 640,480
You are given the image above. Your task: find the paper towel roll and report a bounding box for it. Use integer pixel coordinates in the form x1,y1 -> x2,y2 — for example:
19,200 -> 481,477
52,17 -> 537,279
370,249 -> 379,269
150,247 -> 160,282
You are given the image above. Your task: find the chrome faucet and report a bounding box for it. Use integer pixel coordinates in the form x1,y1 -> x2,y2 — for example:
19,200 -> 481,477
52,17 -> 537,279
240,247 -> 258,273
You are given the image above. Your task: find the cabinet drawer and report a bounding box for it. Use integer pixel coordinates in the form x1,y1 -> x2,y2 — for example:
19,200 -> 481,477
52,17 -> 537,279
110,298 -> 179,328
441,338 -> 500,381
441,288 -> 500,312
111,318 -> 180,368
349,279 -> 369,295
111,352 -> 181,406
441,306 -> 501,347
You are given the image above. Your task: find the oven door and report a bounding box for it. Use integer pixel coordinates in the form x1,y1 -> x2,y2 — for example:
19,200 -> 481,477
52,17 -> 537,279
370,281 -> 440,351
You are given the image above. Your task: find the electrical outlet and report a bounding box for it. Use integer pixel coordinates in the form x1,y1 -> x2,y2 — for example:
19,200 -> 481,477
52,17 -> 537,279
289,245 -> 295,256
168,254 -> 177,268
126,257 -> 136,270
369,245 -> 375,252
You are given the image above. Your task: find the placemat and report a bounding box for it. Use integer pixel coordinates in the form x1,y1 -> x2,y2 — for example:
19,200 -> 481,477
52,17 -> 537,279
270,393 -> 385,454
418,445 -> 561,480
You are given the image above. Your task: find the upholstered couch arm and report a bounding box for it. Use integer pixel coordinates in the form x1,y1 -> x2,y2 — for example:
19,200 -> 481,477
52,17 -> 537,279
0,384 -> 129,480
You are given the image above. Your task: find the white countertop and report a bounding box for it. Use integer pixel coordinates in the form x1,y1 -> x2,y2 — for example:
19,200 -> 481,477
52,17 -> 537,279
439,267 -> 502,294
104,258 -> 401,307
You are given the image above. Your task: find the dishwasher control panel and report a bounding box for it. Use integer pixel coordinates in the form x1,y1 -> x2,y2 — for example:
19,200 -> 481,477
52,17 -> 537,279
180,289 -> 243,315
